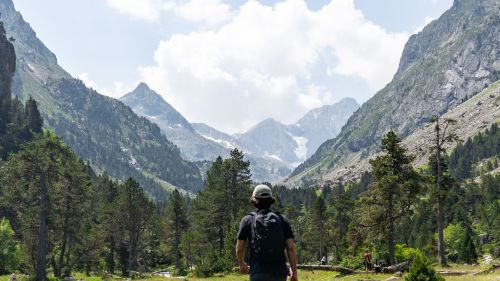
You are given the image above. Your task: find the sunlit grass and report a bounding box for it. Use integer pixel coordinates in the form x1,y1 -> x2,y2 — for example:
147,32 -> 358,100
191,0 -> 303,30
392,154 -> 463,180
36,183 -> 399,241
2,266 -> 499,281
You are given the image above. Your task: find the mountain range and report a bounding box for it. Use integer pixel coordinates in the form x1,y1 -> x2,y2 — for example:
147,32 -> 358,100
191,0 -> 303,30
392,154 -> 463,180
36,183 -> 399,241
0,0 -> 202,198
287,0 -> 500,187
121,83 -> 359,182
1,0 -> 498,193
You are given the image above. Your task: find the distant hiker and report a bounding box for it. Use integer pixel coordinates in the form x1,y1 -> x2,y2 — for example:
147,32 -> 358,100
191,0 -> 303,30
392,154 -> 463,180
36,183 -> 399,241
236,184 -> 298,281
363,250 -> 371,272
374,260 -> 382,273
320,256 -> 327,265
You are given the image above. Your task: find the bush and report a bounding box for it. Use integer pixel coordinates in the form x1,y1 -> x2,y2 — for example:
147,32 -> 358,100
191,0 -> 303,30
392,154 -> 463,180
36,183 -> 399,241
339,256 -> 364,270
405,252 -> 444,281
0,218 -> 20,274
395,244 -> 420,263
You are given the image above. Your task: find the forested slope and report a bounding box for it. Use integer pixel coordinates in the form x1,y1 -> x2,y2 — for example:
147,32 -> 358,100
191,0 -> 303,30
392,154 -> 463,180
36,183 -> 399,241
0,0 -> 202,196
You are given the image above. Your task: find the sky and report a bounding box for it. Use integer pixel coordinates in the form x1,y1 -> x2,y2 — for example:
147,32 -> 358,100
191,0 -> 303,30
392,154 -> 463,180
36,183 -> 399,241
13,0 -> 453,134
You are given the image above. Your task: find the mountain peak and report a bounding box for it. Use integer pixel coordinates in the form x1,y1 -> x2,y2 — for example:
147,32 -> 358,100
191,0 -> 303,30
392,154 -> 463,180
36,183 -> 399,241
135,82 -> 151,91
120,84 -> 193,132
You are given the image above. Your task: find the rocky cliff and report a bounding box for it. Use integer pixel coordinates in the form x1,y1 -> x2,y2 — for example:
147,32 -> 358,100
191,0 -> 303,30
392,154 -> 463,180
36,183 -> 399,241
288,0 -> 500,186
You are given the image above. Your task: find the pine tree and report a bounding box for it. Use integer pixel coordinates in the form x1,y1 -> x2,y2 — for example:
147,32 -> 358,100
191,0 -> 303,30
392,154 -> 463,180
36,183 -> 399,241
164,189 -> 188,274
405,252 -> 444,281
24,97 -> 43,133
358,131 -> 421,265
115,178 -> 155,274
459,225 -> 477,264
429,116 -> 460,266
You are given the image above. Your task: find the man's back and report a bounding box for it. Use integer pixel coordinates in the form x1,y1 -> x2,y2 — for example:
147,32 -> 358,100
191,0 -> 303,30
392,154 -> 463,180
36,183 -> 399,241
236,185 -> 298,281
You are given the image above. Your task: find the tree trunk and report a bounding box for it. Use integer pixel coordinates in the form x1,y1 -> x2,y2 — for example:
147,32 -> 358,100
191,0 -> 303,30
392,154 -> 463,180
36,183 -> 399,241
109,236 -> 115,274
435,118 -> 447,266
128,238 -> 137,271
388,198 -> 395,265
219,227 -> 224,254
36,171 -> 47,281
56,232 -> 67,278
437,197 -> 446,265
174,218 -> 181,270
119,242 -> 128,276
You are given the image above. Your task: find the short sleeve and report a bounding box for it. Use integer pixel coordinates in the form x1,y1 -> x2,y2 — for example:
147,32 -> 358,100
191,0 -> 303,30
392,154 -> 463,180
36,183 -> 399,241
237,215 -> 252,240
281,215 -> 294,240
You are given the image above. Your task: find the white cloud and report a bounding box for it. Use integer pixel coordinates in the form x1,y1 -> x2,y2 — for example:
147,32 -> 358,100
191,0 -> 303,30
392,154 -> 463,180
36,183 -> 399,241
106,0 -> 232,26
79,73 -> 135,99
174,0 -> 233,26
139,0 -> 409,133
106,0 -> 165,22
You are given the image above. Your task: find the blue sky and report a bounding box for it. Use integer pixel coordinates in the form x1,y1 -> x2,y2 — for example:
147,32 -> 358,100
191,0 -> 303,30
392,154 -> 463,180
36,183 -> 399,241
13,0 -> 453,133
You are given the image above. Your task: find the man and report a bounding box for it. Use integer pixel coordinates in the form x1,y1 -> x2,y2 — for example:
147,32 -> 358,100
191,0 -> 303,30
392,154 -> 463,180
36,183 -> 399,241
363,250 -> 371,272
236,184 -> 298,281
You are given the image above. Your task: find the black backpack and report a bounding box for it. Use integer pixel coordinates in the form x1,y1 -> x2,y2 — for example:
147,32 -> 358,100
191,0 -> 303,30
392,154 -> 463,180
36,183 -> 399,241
250,211 -> 286,263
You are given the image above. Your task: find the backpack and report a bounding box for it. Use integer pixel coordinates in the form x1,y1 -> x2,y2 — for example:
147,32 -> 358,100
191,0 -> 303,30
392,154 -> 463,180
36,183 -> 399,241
250,211 -> 286,263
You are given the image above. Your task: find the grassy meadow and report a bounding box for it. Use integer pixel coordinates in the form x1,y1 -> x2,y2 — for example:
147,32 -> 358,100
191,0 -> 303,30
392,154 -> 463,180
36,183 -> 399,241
2,264 -> 499,281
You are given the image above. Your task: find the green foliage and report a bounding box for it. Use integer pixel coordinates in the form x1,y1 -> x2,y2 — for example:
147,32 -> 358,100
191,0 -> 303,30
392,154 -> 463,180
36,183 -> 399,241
0,219 -> 19,274
357,131 -> 421,265
450,123 -> 500,180
338,256 -> 364,270
405,252 -> 444,281
443,223 -> 466,261
442,223 -> 478,263
459,227 -> 477,264
395,244 -> 420,264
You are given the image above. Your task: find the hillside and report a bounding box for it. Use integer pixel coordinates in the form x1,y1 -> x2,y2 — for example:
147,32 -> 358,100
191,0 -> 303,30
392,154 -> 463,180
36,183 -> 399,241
318,80 -> 500,184
0,0 -> 202,196
287,0 -> 500,186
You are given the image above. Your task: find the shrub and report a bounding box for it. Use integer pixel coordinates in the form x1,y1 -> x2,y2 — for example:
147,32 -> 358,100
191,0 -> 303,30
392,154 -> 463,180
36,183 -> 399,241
395,244 -> 420,263
405,252 -> 444,281
339,256 -> 364,270
0,218 -> 20,274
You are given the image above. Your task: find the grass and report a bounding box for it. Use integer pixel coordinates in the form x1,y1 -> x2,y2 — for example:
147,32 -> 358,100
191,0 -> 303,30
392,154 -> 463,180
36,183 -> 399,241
2,265 -> 499,281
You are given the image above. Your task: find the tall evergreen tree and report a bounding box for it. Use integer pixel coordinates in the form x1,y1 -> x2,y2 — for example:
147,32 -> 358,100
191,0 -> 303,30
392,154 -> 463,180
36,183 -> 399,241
25,97 -> 43,133
358,131 -> 421,265
429,116 -> 459,266
116,178 -> 155,274
164,189 -> 188,272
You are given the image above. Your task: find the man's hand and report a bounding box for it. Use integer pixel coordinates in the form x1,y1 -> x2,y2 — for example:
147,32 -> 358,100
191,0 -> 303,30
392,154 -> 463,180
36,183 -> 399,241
239,262 -> 249,274
289,268 -> 298,281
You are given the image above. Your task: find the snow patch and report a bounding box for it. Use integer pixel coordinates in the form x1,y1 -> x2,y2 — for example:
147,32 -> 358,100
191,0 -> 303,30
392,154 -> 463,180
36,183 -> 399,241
27,63 -> 35,72
292,136 -> 308,161
199,133 -> 235,149
144,114 -> 159,120
264,152 -> 284,163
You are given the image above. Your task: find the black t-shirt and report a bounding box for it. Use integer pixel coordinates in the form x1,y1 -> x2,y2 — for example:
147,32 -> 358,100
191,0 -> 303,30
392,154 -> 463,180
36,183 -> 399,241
237,208 -> 294,276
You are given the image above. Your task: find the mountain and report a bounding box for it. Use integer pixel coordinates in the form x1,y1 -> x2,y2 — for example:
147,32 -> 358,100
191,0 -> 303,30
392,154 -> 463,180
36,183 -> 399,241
121,83 -> 358,182
121,84 -> 292,182
287,0 -> 500,186
295,98 -> 360,158
120,83 -> 228,161
235,98 -> 360,167
236,118 -> 301,165
325,81 -> 500,184
0,0 -> 202,197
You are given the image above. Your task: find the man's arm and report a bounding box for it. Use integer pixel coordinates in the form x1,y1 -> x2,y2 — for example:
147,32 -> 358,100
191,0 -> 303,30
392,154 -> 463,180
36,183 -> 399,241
285,238 -> 298,281
235,239 -> 249,274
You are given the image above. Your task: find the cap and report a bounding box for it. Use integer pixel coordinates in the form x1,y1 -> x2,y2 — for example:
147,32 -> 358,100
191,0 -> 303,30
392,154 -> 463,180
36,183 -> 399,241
252,184 -> 273,198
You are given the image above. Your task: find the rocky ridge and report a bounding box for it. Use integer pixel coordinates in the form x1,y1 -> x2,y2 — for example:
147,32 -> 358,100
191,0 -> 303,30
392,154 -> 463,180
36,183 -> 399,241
287,0 -> 500,187
321,80 -> 500,185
